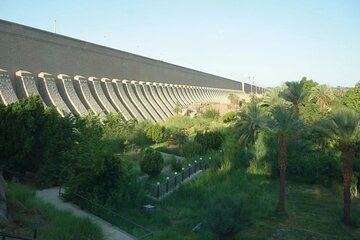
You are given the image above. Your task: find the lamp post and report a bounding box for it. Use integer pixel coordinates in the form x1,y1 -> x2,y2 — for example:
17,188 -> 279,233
32,219 -> 41,239
156,182 -> 160,199
188,164 -> 191,177
174,172 -> 178,187
166,177 -> 169,193
182,167 -> 185,181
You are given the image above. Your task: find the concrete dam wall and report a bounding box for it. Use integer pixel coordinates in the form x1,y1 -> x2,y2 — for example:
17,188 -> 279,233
0,20 -> 264,122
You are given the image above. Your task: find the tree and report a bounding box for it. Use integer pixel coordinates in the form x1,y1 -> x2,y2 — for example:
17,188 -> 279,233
316,107 -> 360,225
237,99 -> 267,146
342,81 -> 360,112
267,106 -> 301,212
140,148 -> 164,177
279,80 -> 307,118
308,84 -> 335,112
0,95 -> 46,173
144,123 -> 168,143
261,87 -> 286,108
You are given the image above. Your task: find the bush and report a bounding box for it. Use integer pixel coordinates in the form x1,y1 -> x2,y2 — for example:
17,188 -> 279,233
64,154 -> 127,204
166,128 -> 188,146
194,131 -> 223,153
202,108 -> 220,120
140,148 -> 164,177
222,134 -> 253,170
144,123 -> 168,143
182,141 -> 202,157
205,194 -> 251,239
222,111 -> 237,123
169,155 -> 183,172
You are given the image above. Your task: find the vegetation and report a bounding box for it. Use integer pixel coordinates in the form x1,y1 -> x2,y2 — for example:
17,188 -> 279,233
316,107 -> 360,224
140,148 -> 164,177
279,79 -> 307,118
267,106 -> 301,212
6,183 -> 104,240
1,78 -> 360,239
222,111 -> 237,123
201,108 -> 220,121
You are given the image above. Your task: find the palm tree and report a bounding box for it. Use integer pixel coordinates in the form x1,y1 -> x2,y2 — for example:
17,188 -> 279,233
268,106 -> 301,212
309,84 -> 335,112
237,99 -> 267,146
279,81 -> 307,118
261,87 -> 287,108
316,107 -> 360,225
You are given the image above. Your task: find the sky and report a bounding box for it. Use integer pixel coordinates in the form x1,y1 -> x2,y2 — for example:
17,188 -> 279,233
1,0 -> 360,88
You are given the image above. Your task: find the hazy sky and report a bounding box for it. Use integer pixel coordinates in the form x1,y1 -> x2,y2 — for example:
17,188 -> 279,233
1,0 -> 359,87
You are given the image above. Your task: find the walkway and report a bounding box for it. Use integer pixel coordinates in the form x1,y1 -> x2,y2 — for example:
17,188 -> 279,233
36,188 -> 136,240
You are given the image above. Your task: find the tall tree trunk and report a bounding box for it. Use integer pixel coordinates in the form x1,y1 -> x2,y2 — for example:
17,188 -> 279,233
341,144 -> 354,225
293,104 -> 299,119
276,133 -> 288,213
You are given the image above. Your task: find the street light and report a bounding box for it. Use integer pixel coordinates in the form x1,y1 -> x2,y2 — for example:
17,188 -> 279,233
32,219 -> 41,239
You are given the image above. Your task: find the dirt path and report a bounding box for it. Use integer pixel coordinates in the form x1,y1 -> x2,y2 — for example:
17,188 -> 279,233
36,188 -> 136,240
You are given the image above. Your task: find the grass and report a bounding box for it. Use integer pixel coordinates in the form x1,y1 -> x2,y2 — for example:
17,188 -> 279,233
104,168 -> 360,240
5,183 -> 104,240
239,183 -> 360,240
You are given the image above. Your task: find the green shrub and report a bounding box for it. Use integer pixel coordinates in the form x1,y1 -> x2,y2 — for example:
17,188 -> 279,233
166,128 -> 188,146
140,148 -> 164,177
194,131 -> 223,153
64,154 -> 127,204
169,155 -> 183,172
222,111 -> 237,123
202,108 -> 220,120
182,141 -> 202,157
144,123 -> 168,143
222,134 -> 253,170
204,194 -> 252,239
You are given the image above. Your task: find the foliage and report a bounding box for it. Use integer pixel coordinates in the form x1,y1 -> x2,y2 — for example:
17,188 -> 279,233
140,148 -> 164,177
201,108 -> 220,120
166,128 -> 188,146
0,95 -> 46,173
204,194 -> 252,239
194,131 -> 223,153
169,155 -> 183,172
315,107 -> 360,224
236,99 -> 267,146
222,133 -> 253,170
7,183 -> 104,240
279,79 -> 308,118
261,87 -> 286,108
222,111 -> 236,123
309,84 -> 335,112
144,123 -> 168,143
65,153 -> 128,204
181,140 -> 202,157
316,107 -> 360,146
342,81 -> 360,112
0,96 -> 76,186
